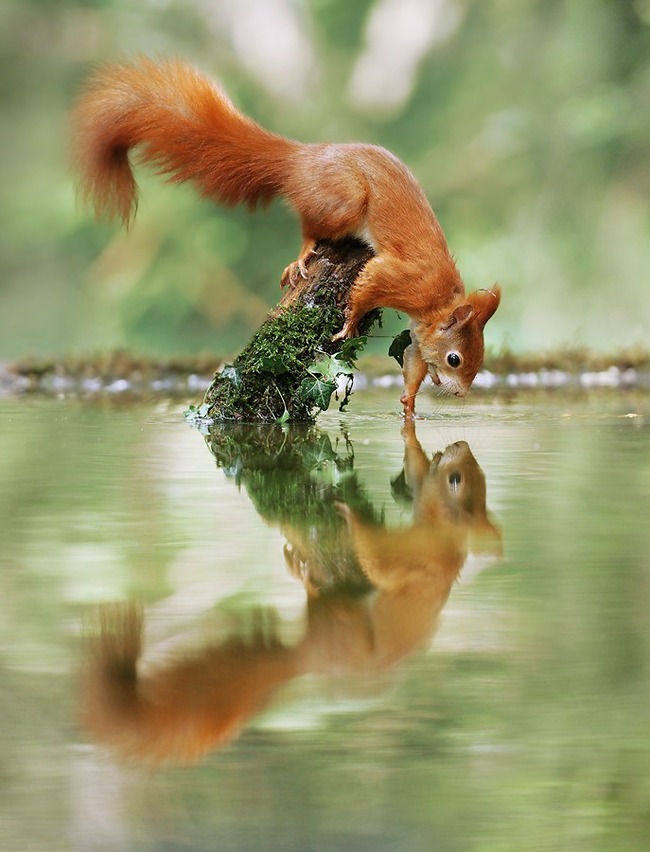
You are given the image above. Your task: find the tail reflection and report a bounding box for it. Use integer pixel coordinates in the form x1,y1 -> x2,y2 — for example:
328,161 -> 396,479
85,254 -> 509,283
81,422 -> 501,765
82,604 -> 298,764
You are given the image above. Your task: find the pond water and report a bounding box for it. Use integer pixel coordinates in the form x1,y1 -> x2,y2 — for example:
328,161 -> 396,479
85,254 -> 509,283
1,388 -> 649,851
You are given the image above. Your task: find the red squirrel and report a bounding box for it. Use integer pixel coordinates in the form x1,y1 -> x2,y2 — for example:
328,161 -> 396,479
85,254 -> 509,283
71,57 -> 501,414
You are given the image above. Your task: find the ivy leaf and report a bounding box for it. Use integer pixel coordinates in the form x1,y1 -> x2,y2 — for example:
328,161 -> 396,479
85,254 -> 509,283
329,356 -> 354,376
299,376 -> 337,410
183,401 -> 213,430
260,355 -> 290,375
221,364 -> 242,387
308,354 -> 354,380
184,402 -> 211,419
308,357 -> 337,378
388,329 -> 412,367
302,434 -> 337,468
338,335 -> 367,365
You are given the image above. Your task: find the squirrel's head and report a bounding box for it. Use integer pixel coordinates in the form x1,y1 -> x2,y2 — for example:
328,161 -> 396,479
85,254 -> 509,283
414,286 -> 501,397
431,440 -> 502,555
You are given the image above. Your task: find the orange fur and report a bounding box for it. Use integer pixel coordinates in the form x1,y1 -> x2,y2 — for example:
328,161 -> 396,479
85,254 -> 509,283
71,57 -> 501,412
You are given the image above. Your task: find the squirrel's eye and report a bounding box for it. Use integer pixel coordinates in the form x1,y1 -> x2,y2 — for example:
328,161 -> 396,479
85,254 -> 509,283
448,472 -> 462,490
446,352 -> 462,369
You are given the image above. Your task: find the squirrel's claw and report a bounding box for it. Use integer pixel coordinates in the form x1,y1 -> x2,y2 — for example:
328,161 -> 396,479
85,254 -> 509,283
332,322 -> 354,342
280,262 -> 298,289
280,248 -> 317,289
298,248 -> 317,278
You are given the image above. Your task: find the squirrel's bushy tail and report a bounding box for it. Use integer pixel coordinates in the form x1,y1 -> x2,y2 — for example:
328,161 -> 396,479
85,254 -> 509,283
71,57 -> 297,224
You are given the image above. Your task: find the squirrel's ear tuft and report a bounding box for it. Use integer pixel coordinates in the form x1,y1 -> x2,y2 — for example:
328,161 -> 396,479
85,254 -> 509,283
442,303 -> 473,330
451,304 -> 474,325
468,285 -> 501,328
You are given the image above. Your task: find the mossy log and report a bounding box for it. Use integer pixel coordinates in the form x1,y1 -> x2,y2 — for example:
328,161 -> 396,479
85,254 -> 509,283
202,238 -> 378,422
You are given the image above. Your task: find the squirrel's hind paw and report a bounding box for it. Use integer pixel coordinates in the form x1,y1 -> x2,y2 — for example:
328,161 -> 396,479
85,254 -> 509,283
280,249 -> 317,289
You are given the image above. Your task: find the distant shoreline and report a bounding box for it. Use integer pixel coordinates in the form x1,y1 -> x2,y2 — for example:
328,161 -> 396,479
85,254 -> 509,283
2,348 -> 649,399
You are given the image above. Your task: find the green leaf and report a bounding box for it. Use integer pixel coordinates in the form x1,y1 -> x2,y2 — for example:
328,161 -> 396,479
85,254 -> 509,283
299,376 -> 337,410
329,356 -> 354,376
308,357 -> 337,378
183,401 -> 213,427
260,355 -> 289,375
184,401 -> 210,419
221,364 -> 242,387
338,335 -> 367,365
276,409 -> 291,424
308,354 -> 354,380
301,434 -> 338,468
388,329 -> 412,367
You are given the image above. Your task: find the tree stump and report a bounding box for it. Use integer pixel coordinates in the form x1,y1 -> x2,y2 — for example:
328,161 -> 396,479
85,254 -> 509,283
201,238 -> 379,423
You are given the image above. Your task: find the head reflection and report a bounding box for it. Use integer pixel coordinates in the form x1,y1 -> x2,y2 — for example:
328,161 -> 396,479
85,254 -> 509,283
81,422 -> 501,765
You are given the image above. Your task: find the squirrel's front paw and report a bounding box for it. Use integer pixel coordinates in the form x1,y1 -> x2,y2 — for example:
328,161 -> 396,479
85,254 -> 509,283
400,391 -> 417,419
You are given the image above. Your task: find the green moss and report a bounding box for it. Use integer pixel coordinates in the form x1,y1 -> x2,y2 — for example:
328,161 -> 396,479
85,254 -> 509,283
203,302 -> 343,421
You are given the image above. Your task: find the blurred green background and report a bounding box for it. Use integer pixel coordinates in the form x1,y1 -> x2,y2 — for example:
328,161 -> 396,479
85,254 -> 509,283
2,0 -> 649,362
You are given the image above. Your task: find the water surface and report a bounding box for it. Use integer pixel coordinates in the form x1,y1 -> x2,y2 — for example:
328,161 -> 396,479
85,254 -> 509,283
1,390 -> 649,851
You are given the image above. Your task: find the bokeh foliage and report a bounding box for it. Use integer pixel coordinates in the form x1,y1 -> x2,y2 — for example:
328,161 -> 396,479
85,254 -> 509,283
1,0 -> 649,360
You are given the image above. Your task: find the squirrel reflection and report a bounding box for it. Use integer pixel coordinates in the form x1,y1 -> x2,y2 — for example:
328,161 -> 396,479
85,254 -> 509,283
81,422 -> 500,765
306,423 -> 501,673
